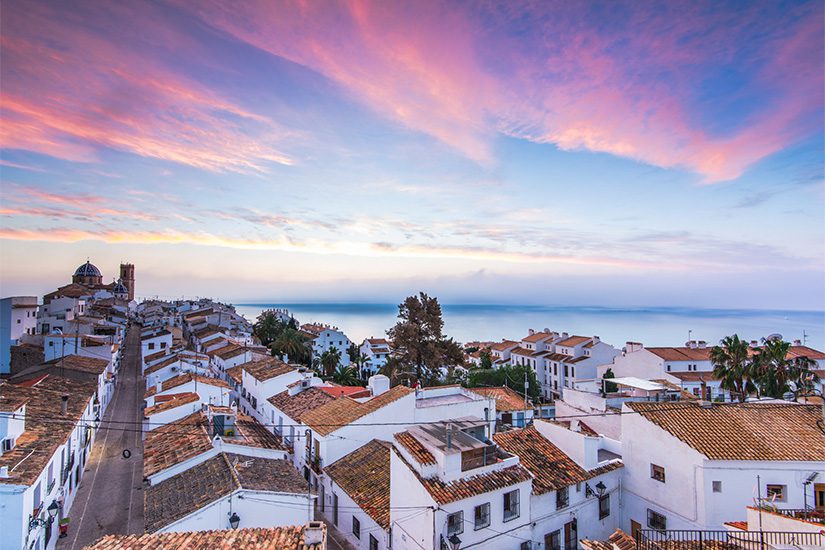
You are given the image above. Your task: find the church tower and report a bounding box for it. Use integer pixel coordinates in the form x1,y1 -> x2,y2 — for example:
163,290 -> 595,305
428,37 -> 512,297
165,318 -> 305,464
119,263 -> 135,301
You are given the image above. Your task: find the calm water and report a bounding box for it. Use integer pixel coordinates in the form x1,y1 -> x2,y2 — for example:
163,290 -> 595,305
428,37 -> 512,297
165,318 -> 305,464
234,303 -> 825,349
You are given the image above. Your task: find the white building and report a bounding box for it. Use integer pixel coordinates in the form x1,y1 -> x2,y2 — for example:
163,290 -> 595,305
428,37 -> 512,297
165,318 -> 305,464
495,422 -> 624,549
302,323 -> 352,366
144,373 -> 230,408
0,377 -> 99,550
468,386 -> 534,429
237,357 -> 303,422
359,338 -> 391,376
140,329 -> 172,360
0,296 -> 38,374
620,400 -> 825,532
390,419 -> 534,550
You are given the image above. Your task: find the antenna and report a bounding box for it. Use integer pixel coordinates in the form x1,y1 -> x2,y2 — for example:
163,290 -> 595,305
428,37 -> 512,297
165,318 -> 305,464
803,330 -> 808,346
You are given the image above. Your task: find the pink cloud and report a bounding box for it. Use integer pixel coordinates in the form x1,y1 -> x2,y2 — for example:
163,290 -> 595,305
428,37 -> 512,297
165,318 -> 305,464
0,3 -> 292,173
183,1 -> 823,181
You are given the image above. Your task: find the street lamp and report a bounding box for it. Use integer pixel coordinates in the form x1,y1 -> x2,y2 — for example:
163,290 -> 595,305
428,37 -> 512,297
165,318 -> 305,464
228,512 -> 240,529
448,534 -> 462,550
595,481 -> 607,497
47,501 -> 59,519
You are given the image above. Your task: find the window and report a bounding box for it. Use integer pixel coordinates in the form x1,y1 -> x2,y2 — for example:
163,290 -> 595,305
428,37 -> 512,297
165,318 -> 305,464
766,484 -> 786,502
369,534 -> 378,550
647,509 -> 667,530
520,543 -> 532,550
650,464 -> 666,483
599,495 -> 610,519
571,367 -> 575,377
556,487 -> 569,509
474,503 -> 490,530
503,489 -> 520,522
447,511 -> 463,535
712,481 -> 722,493
352,516 -> 361,539
148,343 -> 155,350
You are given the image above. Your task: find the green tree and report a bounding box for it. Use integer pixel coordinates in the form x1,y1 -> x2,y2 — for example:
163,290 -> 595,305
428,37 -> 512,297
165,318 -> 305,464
320,347 -> 342,377
479,351 -> 493,370
379,356 -> 413,386
602,367 -> 618,394
752,338 -> 820,398
253,311 -> 290,347
347,343 -> 360,364
711,334 -> 754,402
332,364 -> 358,386
466,363 -> 540,402
387,292 -> 464,385
271,328 -> 310,365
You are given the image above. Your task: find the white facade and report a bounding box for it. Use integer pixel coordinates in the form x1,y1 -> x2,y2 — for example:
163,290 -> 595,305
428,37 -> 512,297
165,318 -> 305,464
145,378 -> 230,408
141,330 -> 172,360
37,296 -> 86,336
620,402 -> 825,531
0,296 -> 38,374
303,324 -> 352,366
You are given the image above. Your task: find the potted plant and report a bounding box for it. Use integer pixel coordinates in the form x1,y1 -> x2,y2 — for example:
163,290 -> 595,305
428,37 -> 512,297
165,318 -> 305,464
59,517 -> 70,538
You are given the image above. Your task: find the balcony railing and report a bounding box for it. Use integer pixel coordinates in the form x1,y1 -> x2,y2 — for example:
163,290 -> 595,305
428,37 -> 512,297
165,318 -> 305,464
61,455 -> 75,484
309,455 -> 323,474
636,529 -> 825,550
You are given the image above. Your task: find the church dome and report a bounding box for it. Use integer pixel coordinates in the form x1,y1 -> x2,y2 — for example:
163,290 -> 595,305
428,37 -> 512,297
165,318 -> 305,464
113,279 -> 128,295
74,261 -> 102,278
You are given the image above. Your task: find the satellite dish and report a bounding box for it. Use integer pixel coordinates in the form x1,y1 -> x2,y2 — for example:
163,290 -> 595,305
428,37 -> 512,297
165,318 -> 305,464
767,333 -> 783,341
782,391 -> 795,402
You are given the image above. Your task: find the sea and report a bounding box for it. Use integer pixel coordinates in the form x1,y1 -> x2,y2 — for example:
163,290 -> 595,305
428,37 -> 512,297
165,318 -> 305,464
234,303 -> 825,350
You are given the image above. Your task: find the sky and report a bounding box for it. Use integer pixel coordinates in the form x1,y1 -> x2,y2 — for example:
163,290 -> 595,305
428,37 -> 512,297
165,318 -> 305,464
0,0 -> 823,310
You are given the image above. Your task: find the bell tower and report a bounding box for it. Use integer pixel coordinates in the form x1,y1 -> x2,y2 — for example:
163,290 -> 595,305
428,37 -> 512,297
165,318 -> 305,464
119,263 -> 135,301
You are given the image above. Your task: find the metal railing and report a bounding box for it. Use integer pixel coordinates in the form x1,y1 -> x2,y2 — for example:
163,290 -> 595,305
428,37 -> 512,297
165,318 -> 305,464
60,455 -> 75,484
636,529 -> 825,550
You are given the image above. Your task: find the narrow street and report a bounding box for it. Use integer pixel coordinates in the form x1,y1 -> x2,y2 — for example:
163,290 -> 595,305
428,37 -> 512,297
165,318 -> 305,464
57,324 -> 145,550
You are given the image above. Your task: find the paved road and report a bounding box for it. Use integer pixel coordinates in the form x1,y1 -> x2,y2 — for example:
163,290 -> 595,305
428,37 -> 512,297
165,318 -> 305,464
57,324 -> 145,549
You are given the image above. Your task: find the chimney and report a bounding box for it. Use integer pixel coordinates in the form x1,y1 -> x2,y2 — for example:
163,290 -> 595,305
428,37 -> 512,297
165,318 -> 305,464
570,420 -> 581,432
446,423 -> 453,449
698,341 -> 707,349
750,340 -> 759,348
528,329 -> 535,335
562,332 -> 569,339
543,328 -> 550,333
156,381 -> 163,394
60,395 -> 69,415
368,374 -> 390,396
592,335 -> 600,343
793,339 -> 802,346
303,521 -> 325,546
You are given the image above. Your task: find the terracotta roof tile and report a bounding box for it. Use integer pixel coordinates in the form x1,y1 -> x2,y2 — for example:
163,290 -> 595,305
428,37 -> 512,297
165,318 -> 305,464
557,335 -> 590,347
468,386 -> 530,412
302,386 -> 414,436
267,388 -> 336,422
325,440 -> 391,529
522,331 -> 554,343
43,354 -> 109,374
490,340 -> 518,352
144,373 -> 228,398
212,343 -> 248,360
402,452 -> 533,505
143,350 -> 169,363
0,378 -> 97,486
509,346 -> 534,356
626,401 -> 825,461
143,355 -> 180,375
646,347 -> 713,362
86,525 -> 325,549
394,432 -> 436,465
144,392 -> 200,417
226,365 -> 244,384
494,425 -> 621,494
240,356 -> 294,381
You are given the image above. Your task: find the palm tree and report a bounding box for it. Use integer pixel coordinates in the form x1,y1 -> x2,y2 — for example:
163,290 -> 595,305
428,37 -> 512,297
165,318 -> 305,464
710,334 -> 753,402
272,328 -> 309,364
320,348 -> 342,378
332,364 -> 358,386
753,338 -> 821,398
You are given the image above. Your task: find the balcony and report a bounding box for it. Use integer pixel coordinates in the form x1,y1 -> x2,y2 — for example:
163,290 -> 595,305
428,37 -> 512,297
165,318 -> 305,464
61,455 -> 75,484
636,529 -> 825,550
309,455 -> 324,474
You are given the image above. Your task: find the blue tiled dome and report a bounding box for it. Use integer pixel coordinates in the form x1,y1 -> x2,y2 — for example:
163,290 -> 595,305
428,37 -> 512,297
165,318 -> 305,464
74,261 -> 102,278
113,279 -> 128,295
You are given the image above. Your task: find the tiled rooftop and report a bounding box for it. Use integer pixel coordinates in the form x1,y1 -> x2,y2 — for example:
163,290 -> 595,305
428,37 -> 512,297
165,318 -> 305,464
0,378 -> 97,486
86,525 -> 325,549
267,387 -> 336,422
494,425 -> 622,495
240,356 -> 294,381
226,365 -> 244,384
143,392 -> 200,417
302,385 -> 413,436
43,354 -> 110,374
626,401 -> 825,461
325,440 -> 391,529
468,386 -> 531,412
212,343 -> 248,360
557,335 -> 590,347
145,452 -> 309,532
394,432 -> 436,465
143,410 -> 286,478
144,373 -> 229,398
394,447 -> 532,505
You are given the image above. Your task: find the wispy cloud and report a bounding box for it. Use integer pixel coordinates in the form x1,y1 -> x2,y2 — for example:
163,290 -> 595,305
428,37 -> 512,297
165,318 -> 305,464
184,1 -> 823,181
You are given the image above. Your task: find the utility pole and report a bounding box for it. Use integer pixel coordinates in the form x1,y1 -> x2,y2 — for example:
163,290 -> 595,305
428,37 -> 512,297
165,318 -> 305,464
524,370 -> 529,407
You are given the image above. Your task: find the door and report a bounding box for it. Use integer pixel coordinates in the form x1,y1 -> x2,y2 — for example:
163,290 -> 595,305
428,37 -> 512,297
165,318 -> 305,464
630,520 -> 642,542
564,520 -> 577,549
545,530 -> 561,550
815,483 -> 825,511
333,492 -> 339,525
319,484 -> 325,512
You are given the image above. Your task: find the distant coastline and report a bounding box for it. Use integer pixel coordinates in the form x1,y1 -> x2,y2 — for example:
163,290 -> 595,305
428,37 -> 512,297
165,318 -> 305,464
235,302 -> 825,349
